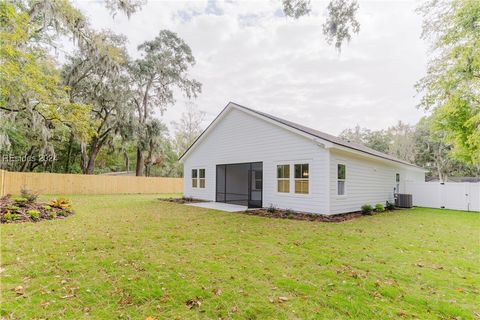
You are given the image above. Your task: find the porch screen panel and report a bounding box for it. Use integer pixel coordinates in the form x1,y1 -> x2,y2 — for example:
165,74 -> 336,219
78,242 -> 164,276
216,165 -> 226,202
225,163 -> 250,205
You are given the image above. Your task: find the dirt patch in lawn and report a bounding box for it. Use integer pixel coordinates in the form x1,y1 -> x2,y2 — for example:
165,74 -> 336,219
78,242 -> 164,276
240,208 -> 391,222
160,197 -> 208,204
0,195 -> 74,224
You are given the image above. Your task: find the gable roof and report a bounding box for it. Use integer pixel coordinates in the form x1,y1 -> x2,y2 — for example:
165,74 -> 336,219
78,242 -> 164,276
180,102 -> 422,169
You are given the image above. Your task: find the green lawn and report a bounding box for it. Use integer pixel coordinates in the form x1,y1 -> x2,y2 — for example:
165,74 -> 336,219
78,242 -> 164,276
1,195 -> 479,319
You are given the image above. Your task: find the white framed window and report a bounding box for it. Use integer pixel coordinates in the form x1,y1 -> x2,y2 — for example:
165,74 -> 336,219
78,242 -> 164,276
199,169 -> 205,188
192,168 -> 205,188
337,163 -> 346,195
191,169 -> 198,188
395,173 -> 400,193
277,164 -> 290,193
294,163 -> 309,194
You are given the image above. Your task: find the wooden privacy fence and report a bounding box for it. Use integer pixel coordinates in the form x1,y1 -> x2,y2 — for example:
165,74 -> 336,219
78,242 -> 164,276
0,170 -> 183,196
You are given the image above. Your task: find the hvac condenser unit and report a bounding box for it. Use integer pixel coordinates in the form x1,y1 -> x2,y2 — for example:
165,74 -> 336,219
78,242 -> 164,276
395,193 -> 413,208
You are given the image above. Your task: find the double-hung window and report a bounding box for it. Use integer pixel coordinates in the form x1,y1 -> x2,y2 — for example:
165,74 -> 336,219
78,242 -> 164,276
294,164 -> 309,194
192,169 -> 205,188
337,164 -> 346,195
277,164 -> 290,193
199,169 -> 205,188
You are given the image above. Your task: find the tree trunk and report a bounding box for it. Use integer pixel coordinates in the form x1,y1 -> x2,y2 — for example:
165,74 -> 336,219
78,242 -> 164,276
81,138 -> 99,175
135,147 -> 144,176
64,132 -> 74,173
85,144 -> 99,175
123,150 -> 129,172
19,147 -> 34,172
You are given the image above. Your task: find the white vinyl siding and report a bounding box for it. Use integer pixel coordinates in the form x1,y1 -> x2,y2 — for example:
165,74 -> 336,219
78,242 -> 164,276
329,149 -> 424,214
182,104 -> 424,214
183,108 -> 329,213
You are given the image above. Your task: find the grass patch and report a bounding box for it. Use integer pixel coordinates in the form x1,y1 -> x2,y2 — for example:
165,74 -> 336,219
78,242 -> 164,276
1,194 -> 479,319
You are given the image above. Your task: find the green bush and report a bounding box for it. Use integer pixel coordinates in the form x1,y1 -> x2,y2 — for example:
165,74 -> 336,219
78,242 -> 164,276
27,209 -> 40,221
267,205 -> 277,213
42,205 -> 52,211
48,211 -> 57,219
285,209 -> 296,218
361,204 -> 373,215
5,205 -> 20,212
386,201 -> 395,210
375,203 -> 385,212
13,197 -> 28,206
4,211 -> 13,221
20,187 -> 38,203
57,210 -> 68,217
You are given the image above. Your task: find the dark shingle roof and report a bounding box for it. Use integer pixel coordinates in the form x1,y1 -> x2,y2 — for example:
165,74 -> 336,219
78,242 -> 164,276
231,102 -> 420,168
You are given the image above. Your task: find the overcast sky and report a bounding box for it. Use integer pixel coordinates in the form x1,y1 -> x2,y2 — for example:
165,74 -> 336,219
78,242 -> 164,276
72,0 -> 429,135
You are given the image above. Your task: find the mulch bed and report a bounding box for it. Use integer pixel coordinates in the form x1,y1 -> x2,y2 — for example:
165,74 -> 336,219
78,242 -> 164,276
160,197 -> 208,204
240,208 -> 392,222
0,195 -> 74,224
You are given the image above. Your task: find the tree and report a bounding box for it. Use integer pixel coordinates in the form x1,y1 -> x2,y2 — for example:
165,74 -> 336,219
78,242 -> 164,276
62,31 -> 132,174
416,0 -> 480,164
140,119 -> 168,177
172,103 -> 205,156
339,125 -> 391,153
387,121 -> 416,163
131,30 -> 201,176
0,2 -> 91,170
282,0 -> 360,51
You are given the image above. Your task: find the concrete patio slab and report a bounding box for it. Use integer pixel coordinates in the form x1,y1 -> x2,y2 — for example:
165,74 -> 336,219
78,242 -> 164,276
185,202 -> 247,212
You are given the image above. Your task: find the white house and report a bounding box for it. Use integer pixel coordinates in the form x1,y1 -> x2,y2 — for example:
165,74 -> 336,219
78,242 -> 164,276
180,102 -> 425,214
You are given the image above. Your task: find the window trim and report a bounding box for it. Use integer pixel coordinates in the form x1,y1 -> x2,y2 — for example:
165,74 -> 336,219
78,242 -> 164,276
294,163 -> 309,194
191,167 -> 206,189
395,173 -> 400,193
336,162 -> 347,197
199,168 -> 206,189
274,160 -> 312,197
276,164 -> 290,193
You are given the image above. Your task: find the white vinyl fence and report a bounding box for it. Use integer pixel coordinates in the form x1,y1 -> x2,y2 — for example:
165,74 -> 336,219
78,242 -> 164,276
405,181 -> 480,212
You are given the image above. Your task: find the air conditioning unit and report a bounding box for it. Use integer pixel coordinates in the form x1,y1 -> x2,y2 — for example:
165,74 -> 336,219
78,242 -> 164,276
395,193 -> 413,208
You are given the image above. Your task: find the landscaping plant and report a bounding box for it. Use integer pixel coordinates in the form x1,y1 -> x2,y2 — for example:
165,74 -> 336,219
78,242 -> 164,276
0,195 -> 74,224
361,204 -> 373,215
374,203 -> 385,212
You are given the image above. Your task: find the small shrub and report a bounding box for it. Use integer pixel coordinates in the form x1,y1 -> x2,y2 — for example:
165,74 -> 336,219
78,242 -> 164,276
42,205 -> 52,211
48,211 -> 57,219
267,204 -> 277,213
386,201 -> 395,211
285,209 -> 295,218
5,205 -> 20,212
4,211 -> 13,221
13,197 -> 28,206
57,210 -> 68,217
374,203 -> 385,212
20,187 -> 38,203
50,198 -> 71,211
361,204 -> 373,215
27,209 -> 40,221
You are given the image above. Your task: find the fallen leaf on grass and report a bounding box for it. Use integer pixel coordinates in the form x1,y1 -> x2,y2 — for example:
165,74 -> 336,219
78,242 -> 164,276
12,285 -> 25,296
278,296 -> 289,303
118,295 -> 133,305
213,288 -> 222,296
40,301 -> 50,308
145,317 -> 156,320
186,298 -> 202,309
